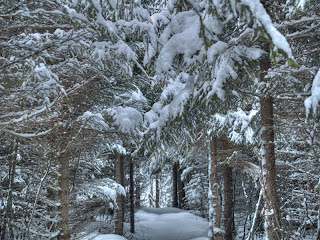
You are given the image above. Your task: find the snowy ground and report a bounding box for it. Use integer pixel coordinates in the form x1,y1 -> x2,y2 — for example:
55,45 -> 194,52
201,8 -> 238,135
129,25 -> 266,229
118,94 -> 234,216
124,207 -> 209,240
82,207 -> 209,240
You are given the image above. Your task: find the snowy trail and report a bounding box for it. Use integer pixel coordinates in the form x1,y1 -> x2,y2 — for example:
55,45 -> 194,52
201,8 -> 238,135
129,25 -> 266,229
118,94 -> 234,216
124,207 -> 209,240
84,207 -> 209,240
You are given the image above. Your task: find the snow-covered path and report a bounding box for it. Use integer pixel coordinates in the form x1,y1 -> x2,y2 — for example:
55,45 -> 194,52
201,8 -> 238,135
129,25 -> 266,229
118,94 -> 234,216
85,207 -> 209,240
124,207 -> 209,240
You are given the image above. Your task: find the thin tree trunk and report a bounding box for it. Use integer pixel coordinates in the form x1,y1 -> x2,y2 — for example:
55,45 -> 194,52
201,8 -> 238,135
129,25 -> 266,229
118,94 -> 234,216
317,181 -> 320,240
172,162 -> 178,208
149,177 -> 154,207
259,47 -> 282,240
224,165 -> 234,240
115,153 -> 124,235
317,208 -> 320,240
27,160 -> 51,237
135,176 -> 141,209
177,162 -> 185,209
5,140 -> 17,240
57,104 -> 70,240
247,189 -> 263,240
130,158 -> 135,233
155,174 -> 160,208
208,136 -> 223,240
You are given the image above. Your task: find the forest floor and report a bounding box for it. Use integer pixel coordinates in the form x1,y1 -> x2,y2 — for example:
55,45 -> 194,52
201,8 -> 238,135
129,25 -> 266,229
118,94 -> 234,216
83,207 -> 209,240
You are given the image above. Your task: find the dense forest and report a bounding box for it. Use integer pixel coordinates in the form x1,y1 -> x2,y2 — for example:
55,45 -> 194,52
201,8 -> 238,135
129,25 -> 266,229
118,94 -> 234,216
0,0 -> 319,239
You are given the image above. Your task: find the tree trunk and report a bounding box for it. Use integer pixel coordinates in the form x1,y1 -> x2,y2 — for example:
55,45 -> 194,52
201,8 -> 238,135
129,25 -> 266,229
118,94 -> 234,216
149,177 -> 154,207
317,183 -> 320,240
177,162 -> 185,209
57,104 -> 70,240
247,189 -> 264,240
208,136 -> 223,240
155,174 -> 160,208
3,140 -> 17,240
130,158 -> 135,233
259,47 -> 282,240
135,179 -> 141,209
135,161 -> 141,209
115,153 -> 124,235
223,165 -> 234,240
317,206 -> 320,240
172,162 -> 178,208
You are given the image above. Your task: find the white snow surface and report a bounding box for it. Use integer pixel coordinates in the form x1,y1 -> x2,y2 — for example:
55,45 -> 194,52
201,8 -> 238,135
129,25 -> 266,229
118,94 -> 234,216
87,234 -> 127,240
126,207 -> 209,240
81,207 -> 209,240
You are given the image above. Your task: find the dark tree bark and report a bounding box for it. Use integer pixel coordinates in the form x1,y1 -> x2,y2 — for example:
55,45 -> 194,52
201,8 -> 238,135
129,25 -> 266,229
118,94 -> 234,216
155,174 -> 160,208
318,189 -> 320,240
115,153 -> 124,235
209,136 -> 223,240
135,180 -> 141,209
317,215 -> 320,240
57,104 -> 70,240
172,162 -> 178,208
129,158 -> 135,233
177,162 -> 185,209
135,161 -> 141,209
2,140 -> 17,240
259,45 -> 282,240
223,165 -> 234,240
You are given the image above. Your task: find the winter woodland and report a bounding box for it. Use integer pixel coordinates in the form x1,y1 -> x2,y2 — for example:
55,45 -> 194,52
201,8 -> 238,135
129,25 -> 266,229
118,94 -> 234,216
0,0 -> 319,239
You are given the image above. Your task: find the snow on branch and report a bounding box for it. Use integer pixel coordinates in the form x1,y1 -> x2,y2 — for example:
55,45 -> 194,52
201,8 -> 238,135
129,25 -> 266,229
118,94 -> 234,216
145,73 -> 195,137
305,69 -> 320,117
107,106 -> 144,135
3,129 -> 52,138
156,10 -> 203,73
34,63 -> 67,98
78,111 -> 109,132
211,108 -> 258,144
63,5 -> 88,22
241,0 -> 293,59
0,105 -> 53,126
97,183 -> 126,204
76,179 -> 126,208
106,143 -> 127,155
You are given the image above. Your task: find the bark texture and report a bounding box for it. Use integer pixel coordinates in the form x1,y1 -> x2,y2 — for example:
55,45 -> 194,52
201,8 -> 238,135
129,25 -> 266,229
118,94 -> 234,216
57,104 -> 70,240
135,179 -> 141,209
209,136 -> 223,240
2,140 -> 17,240
172,162 -> 178,208
177,162 -> 186,209
259,48 -> 282,240
135,162 -> 140,209
223,165 -> 234,240
115,153 -> 124,235
155,174 -> 160,208
318,192 -> 320,240
130,159 -> 135,233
